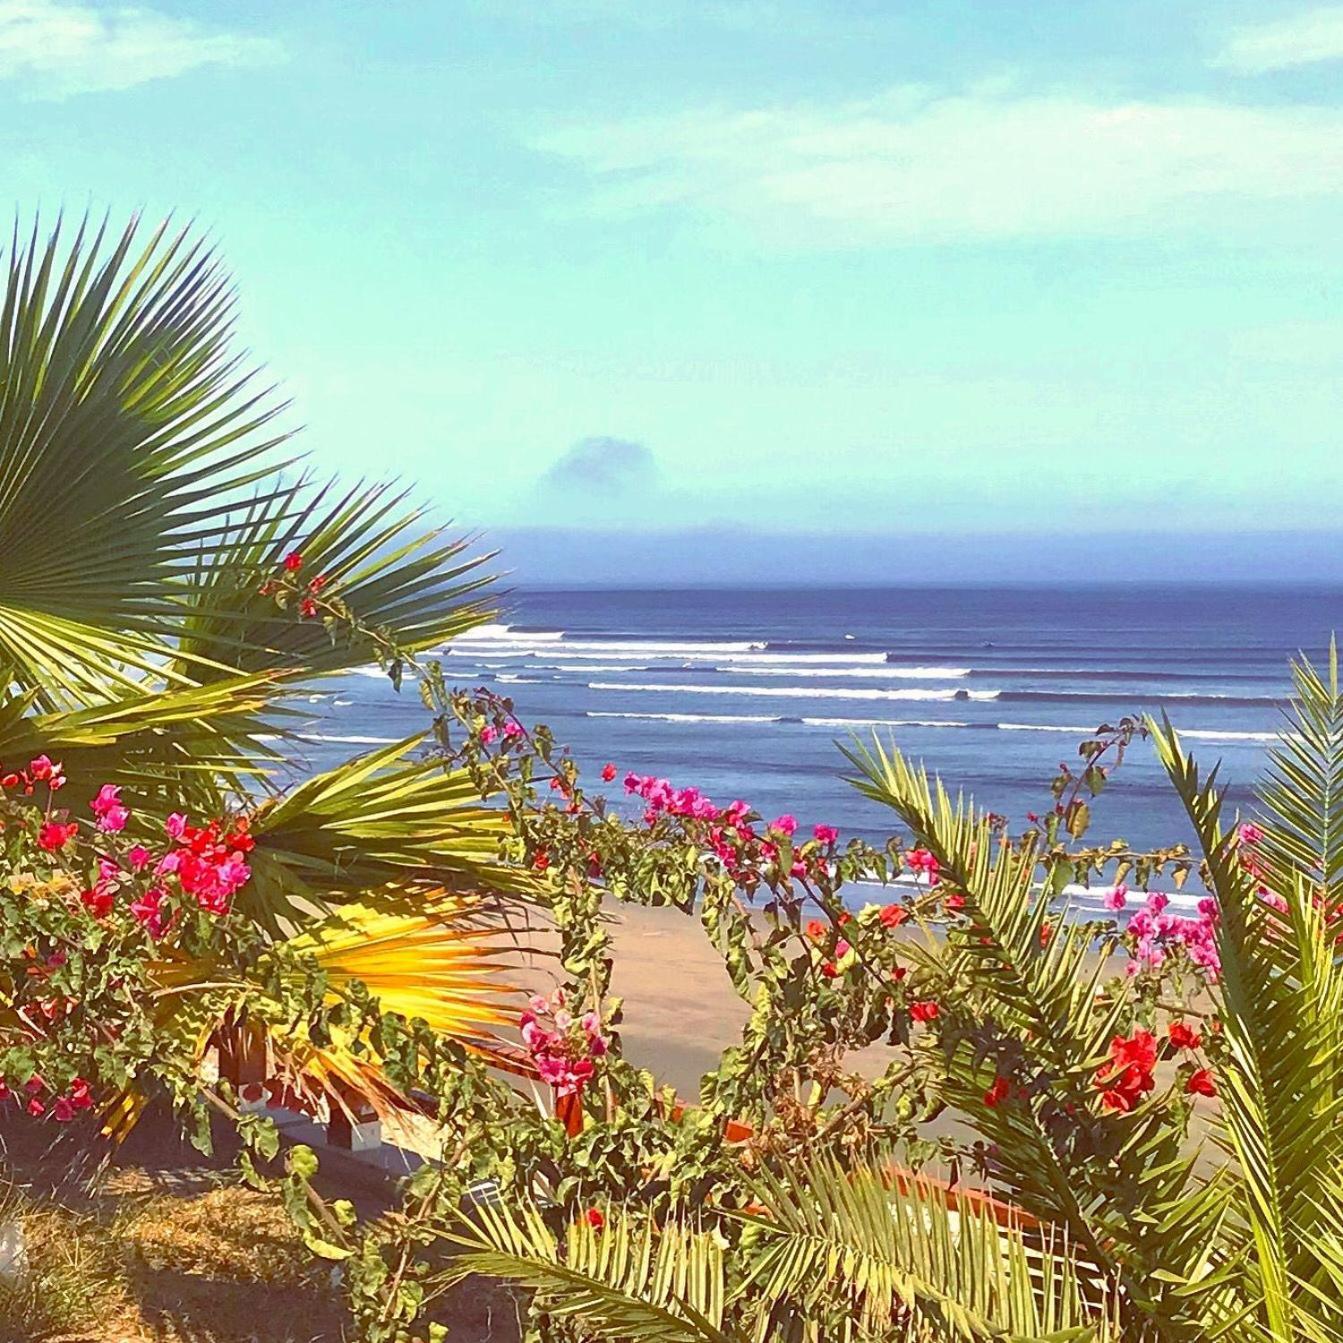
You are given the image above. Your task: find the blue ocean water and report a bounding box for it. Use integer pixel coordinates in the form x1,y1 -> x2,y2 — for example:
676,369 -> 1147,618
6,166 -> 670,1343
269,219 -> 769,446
300,585 -> 1342,907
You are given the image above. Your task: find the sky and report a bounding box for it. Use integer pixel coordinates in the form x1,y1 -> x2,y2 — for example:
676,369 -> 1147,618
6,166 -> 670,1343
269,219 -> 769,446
4,0 -> 1343,583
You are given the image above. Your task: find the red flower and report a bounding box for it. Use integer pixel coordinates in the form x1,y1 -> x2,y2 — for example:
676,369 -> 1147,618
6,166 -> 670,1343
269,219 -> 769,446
26,1097 -> 44,1117
805,918 -> 827,942
80,886 -> 114,919
299,596 -> 319,619
0,772 -> 17,789
1186,1068 -> 1217,1098
601,763 -> 617,783
258,580 -> 277,597
1095,1029 -> 1157,1112
820,960 -> 838,978
1039,921 -> 1053,947
1168,1021 -> 1202,1051
283,551 -> 303,572
879,903 -> 909,929
533,849 -> 550,872
36,820 -> 78,852
945,892 -> 966,913
308,574 -> 328,594
585,1208 -> 605,1231
984,1075 -> 1011,1108
910,999 -> 939,1023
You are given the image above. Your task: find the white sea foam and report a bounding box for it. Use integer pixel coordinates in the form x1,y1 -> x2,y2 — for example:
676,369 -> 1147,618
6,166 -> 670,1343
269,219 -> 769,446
587,710 -> 783,724
449,642 -> 840,660
801,716 -> 971,729
587,681 -> 1000,702
709,664 -> 970,679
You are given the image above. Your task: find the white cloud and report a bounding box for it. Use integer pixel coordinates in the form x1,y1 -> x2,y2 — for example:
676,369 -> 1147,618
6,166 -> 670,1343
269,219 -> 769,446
531,84 -> 1343,246
1211,5 -> 1343,74
0,0 -> 281,97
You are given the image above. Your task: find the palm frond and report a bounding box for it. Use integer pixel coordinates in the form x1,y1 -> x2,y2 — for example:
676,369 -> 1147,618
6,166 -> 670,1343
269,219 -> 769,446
172,475 -> 497,679
1150,711 -> 1343,1341
243,737 -> 537,931
1257,642 -> 1343,909
740,1151 -> 1105,1343
442,1199 -> 734,1343
0,212 -> 292,709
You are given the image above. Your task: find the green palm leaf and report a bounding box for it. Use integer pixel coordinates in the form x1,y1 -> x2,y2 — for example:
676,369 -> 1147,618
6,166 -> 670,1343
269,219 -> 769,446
243,736 -> 537,931
442,1199 -> 733,1343
0,212 -> 291,709
1150,707 -> 1343,1342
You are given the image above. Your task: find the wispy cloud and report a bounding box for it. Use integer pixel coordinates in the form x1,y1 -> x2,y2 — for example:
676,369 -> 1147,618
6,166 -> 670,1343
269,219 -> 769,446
0,0 -> 281,98
532,83 -> 1343,247
1211,5 -> 1343,74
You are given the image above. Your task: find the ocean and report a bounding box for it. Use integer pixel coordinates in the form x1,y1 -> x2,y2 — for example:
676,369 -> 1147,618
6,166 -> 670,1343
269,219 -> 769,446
299,584 -> 1342,914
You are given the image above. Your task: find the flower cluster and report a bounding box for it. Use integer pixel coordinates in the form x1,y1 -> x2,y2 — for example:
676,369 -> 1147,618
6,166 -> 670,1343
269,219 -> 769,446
161,813 -> 255,916
75,809 -> 254,937
1095,1028 -> 1157,1113
1124,891 -> 1221,979
258,550 -> 329,619
0,1071 -> 95,1123
520,989 -> 608,1099
621,771 -> 847,888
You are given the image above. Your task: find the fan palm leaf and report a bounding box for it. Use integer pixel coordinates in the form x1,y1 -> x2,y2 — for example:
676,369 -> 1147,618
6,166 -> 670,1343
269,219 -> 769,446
0,212 -> 292,710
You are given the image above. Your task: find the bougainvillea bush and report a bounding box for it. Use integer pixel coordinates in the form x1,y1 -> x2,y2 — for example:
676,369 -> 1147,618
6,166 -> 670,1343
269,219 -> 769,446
263,653 -> 1342,1343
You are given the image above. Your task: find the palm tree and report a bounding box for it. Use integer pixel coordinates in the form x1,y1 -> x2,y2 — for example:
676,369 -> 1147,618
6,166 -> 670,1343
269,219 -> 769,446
0,213 -> 534,1135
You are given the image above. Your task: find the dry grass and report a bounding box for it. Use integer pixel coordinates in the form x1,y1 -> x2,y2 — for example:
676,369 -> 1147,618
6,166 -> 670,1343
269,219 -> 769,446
0,1176 -> 346,1343
0,1165 -> 520,1343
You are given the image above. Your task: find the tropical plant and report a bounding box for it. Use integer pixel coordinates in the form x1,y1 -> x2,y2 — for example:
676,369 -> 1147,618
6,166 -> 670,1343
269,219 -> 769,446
325,656 -> 1343,1341
0,213 -> 534,1148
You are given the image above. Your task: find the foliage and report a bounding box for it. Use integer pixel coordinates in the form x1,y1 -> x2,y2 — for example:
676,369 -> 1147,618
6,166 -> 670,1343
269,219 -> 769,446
266,659 -> 1343,1343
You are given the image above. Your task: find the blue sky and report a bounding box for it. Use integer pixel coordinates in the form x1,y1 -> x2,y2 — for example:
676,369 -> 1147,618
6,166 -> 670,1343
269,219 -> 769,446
4,0 -> 1343,581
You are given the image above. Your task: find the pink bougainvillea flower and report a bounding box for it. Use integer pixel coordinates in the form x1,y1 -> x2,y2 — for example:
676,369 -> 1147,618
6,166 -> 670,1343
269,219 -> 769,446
479,724 -> 498,744
91,784 -> 130,832
130,887 -> 170,940
1239,823 -> 1264,845
1103,885 -> 1128,912
906,847 -> 941,881
770,814 -> 797,836
126,845 -> 152,871
812,823 -> 840,845
165,813 -> 187,839
502,720 -> 524,740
